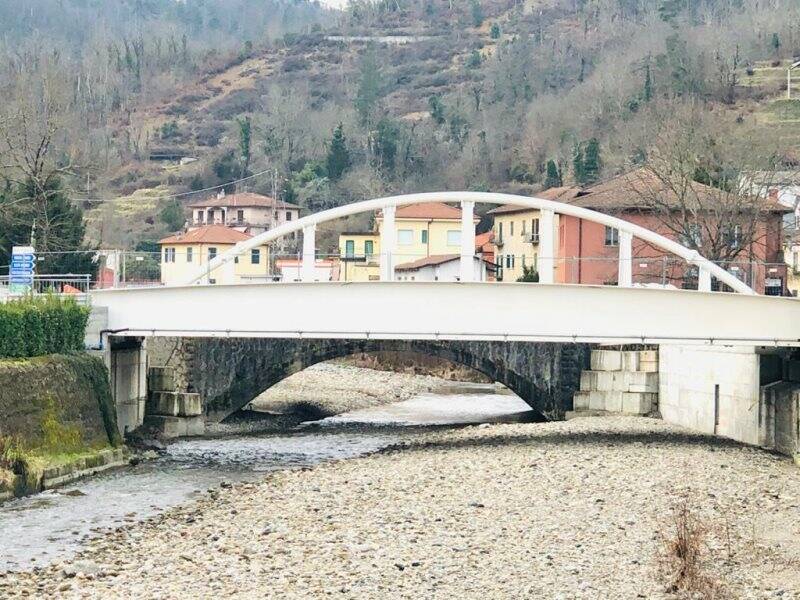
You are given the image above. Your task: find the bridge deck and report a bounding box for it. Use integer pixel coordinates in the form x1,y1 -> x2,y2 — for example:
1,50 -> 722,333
89,282 -> 800,347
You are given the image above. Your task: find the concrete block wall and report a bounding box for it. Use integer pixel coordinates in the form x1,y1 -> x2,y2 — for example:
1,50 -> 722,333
658,345 -> 761,446
573,349 -> 658,416
144,366 -> 205,437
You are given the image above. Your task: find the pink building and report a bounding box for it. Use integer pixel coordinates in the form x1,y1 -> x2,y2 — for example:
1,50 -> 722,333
553,170 -> 789,294
494,169 -> 789,294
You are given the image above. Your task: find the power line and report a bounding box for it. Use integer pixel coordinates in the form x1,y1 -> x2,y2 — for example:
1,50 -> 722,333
69,168 -> 276,204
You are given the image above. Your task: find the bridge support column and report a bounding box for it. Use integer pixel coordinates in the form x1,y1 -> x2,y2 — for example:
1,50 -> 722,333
380,205 -> 396,281
699,267 -> 712,292
539,209 -> 555,284
618,230 -> 632,287
460,200 -> 476,282
302,224 -> 316,282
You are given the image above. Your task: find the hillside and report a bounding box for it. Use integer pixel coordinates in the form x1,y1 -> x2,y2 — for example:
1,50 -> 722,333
1,0 -> 800,254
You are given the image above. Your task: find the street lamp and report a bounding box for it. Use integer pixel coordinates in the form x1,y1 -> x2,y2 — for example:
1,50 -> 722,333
788,60 -> 800,100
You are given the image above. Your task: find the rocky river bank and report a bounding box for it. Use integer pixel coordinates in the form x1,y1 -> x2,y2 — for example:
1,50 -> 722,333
4,416 -> 800,599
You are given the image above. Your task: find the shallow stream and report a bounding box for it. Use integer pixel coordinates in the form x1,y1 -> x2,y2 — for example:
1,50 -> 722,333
0,384 -> 531,572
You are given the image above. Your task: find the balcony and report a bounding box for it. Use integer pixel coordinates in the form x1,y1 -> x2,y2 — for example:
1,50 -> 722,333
528,233 -> 540,244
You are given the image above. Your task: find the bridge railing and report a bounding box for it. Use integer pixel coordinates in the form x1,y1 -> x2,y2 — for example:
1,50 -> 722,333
0,274 -> 92,305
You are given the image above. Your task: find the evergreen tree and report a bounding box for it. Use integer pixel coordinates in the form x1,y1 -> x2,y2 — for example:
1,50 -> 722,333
355,45 -> 384,127
237,116 -> 252,176
159,199 -> 185,231
428,95 -> 446,125
544,159 -> 562,188
490,23 -> 501,40
467,50 -> 482,69
326,123 -> 351,181
772,33 -> 781,55
372,119 -> 400,172
470,0 -> 484,27
0,177 -> 94,275
582,138 -> 601,185
643,64 -> 653,102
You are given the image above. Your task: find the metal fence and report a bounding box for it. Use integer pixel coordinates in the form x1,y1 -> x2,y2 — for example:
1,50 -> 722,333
0,274 -> 92,305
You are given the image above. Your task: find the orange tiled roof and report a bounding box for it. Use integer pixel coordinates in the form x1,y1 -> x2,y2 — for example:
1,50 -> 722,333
487,187 -> 582,215
159,225 -> 252,245
390,202 -> 464,220
188,192 -> 300,210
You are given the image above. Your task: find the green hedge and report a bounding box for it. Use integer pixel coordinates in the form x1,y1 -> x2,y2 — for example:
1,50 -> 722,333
0,297 -> 90,358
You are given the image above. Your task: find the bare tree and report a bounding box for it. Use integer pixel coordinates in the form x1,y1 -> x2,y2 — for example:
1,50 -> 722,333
628,106 -> 793,267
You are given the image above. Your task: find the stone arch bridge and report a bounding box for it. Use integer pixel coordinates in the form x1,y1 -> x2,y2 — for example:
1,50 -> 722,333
146,337 -> 590,424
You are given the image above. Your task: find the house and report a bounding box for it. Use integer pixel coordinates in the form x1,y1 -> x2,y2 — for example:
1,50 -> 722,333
188,191 -> 301,236
337,201 -> 482,282
488,187 -> 578,282
159,225 -> 270,286
275,258 -> 336,282
394,254 -> 489,282
491,169 -> 789,294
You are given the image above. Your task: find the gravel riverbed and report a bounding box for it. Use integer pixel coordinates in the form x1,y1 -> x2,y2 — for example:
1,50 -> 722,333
4,416 -> 800,599
211,363 -> 469,434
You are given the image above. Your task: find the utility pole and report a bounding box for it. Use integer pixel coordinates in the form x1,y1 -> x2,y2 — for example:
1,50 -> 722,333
788,60 -> 800,100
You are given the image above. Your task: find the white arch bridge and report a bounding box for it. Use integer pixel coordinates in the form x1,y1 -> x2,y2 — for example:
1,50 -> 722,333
91,192 -> 800,347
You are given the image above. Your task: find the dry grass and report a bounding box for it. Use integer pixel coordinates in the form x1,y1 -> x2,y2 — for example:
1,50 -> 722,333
657,499 -> 730,599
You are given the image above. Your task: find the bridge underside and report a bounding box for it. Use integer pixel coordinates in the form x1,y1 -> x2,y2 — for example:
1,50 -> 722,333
146,337 -> 592,422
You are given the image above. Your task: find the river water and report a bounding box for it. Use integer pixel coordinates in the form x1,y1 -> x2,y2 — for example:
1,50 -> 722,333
0,384 -> 532,572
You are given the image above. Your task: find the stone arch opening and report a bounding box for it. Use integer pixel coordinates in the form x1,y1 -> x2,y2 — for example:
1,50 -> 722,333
150,337 -> 590,423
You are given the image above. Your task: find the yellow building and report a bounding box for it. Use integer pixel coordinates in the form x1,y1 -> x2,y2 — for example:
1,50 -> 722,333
337,202 -> 479,281
338,232 -> 381,282
487,205 -> 544,282
785,244 -> 800,296
159,225 -> 270,285
487,187 -> 578,281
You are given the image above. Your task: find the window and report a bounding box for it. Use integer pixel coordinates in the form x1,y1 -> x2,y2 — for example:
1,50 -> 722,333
725,224 -> 742,249
345,240 -> 355,257
251,249 -> 261,265
505,254 -> 512,268
421,230 -> 428,244
398,230 -> 414,245
208,209 -> 215,223
510,221 -> 515,236
498,222 -> 504,242
447,230 -> 461,246
364,240 -> 374,256
196,211 -> 204,223
531,218 -> 540,243
604,226 -> 619,247
237,209 -> 244,223
511,254 -> 516,268
208,247 -> 217,261
163,247 -> 176,263
186,247 -> 193,263
521,220 -> 527,236
286,211 -> 293,221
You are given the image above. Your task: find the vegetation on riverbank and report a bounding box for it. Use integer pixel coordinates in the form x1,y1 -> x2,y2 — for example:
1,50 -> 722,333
0,296 -> 89,359
0,353 -> 122,499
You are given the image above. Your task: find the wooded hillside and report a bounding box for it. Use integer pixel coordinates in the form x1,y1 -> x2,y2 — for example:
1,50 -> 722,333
0,0 -> 798,255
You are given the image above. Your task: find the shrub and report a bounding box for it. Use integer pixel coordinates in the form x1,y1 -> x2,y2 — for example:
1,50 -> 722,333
0,297 -> 89,359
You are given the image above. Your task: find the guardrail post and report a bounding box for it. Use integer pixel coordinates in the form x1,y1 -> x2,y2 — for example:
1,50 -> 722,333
302,224 -> 316,282
380,205 -> 396,281
460,200 -> 476,282
539,209 -> 555,284
618,230 -> 633,287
